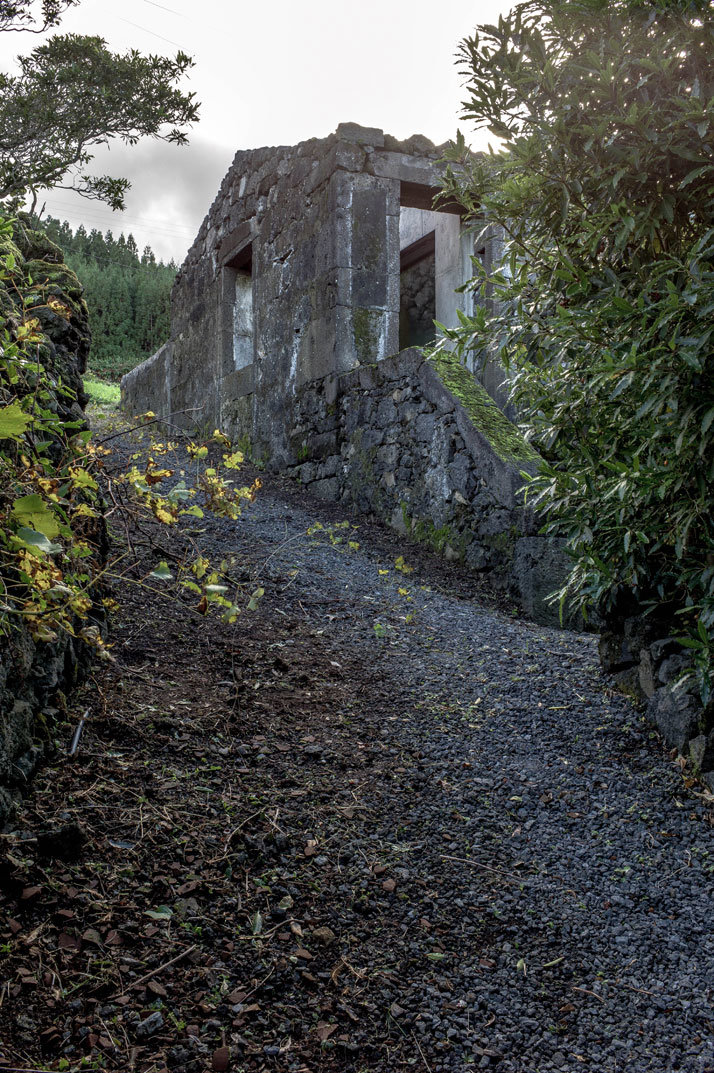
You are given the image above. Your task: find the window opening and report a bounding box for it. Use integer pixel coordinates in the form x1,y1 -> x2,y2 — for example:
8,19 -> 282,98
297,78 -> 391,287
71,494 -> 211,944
399,230 -> 436,350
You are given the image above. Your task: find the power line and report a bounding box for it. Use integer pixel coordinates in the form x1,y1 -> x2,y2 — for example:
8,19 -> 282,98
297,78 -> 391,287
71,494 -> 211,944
40,198 -> 197,238
142,0 -> 188,18
117,16 -> 184,48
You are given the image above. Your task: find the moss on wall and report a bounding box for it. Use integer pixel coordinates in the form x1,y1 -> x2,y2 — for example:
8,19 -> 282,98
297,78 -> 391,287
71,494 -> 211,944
428,352 -> 539,466
353,308 -> 380,365
400,501 -> 466,559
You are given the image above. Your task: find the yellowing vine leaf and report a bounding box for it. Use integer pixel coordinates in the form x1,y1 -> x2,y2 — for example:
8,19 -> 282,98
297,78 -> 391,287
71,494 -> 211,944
0,400 -> 31,440
69,466 -> 98,491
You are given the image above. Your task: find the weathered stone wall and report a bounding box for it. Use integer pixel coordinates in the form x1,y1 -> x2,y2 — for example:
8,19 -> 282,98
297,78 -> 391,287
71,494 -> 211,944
0,219 -> 104,826
286,348 -> 569,625
124,127 -> 450,457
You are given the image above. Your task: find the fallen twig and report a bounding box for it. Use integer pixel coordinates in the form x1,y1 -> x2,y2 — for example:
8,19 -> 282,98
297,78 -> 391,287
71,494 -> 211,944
440,854 -> 524,882
572,986 -> 606,1004
112,943 -> 197,996
412,1029 -> 434,1073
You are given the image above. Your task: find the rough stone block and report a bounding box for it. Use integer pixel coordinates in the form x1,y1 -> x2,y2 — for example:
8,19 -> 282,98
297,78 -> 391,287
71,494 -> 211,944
414,413 -> 436,442
688,732 -> 714,773
646,684 -> 704,753
377,444 -> 400,468
369,151 -> 442,187
599,631 -> 636,674
309,430 -> 337,457
311,476 -> 340,500
358,365 -> 378,390
336,122 -> 385,147
376,397 -> 397,425
359,427 -> 384,450
512,536 -> 573,628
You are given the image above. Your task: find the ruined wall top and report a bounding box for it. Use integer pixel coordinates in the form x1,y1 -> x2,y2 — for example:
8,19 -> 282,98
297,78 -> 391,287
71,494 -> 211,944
175,123 -> 449,287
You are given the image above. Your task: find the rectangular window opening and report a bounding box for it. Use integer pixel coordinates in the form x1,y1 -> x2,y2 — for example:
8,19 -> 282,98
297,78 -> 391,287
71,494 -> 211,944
399,229 -> 436,351
222,242 -> 254,375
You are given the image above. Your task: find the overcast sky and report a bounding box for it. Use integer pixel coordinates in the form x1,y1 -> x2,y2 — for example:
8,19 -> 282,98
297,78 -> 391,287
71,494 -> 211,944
1,0 -> 511,263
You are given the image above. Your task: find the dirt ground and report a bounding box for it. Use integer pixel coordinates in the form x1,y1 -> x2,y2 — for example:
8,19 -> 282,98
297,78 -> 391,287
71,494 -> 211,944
1,426 -> 711,1073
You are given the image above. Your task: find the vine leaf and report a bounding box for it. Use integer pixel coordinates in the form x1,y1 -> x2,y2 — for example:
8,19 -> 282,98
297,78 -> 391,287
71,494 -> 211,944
0,400 -> 31,440
12,494 -> 61,538
14,526 -> 62,554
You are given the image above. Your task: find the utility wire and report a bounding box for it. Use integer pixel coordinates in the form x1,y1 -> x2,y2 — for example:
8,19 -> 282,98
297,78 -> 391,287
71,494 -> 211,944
41,199 -> 196,237
142,0 -> 188,17
116,16 -> 184,48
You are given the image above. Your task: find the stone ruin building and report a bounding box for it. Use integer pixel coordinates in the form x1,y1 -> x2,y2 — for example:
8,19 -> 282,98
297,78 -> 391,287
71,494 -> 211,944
122,123 -> 567,622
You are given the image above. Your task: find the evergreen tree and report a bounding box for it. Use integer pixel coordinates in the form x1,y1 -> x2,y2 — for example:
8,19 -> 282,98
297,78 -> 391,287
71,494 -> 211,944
42,214 -> 175,379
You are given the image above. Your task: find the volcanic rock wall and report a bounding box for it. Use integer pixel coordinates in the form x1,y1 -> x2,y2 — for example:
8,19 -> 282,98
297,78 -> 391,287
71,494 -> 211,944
286,348 -> 568,624
121,125 -> 567,625
0,220 -> 105,825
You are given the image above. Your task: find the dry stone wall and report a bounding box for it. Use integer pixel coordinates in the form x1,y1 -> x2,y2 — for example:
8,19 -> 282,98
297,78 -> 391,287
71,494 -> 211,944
286,348 -> 569,625
600,608 -> 714,787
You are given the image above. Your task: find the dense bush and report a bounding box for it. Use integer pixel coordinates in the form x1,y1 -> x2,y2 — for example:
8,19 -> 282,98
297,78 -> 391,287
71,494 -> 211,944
438,0 -> 714,697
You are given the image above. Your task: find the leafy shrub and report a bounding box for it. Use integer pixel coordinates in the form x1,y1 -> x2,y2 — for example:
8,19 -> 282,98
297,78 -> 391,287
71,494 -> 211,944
0,213 -> 261,649
437,0 -> 714,696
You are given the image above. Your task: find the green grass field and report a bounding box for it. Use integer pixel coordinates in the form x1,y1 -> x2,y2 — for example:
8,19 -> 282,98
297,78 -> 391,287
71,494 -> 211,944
83,375 -> 121,410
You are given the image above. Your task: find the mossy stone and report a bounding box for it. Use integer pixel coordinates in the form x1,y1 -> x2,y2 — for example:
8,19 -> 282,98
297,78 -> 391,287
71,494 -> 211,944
13,222 -> 64,265
428,352 -> 539,466
353,308 -> 380,364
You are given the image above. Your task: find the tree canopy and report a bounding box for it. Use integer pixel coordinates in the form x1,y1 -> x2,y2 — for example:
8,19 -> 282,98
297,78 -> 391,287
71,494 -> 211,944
0,0 -> 198,209
0,0 -> 78,33
438,0 -> 714,694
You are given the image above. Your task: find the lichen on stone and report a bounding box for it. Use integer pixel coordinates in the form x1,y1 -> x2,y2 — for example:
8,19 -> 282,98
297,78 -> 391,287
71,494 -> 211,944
427,351 -> 539,466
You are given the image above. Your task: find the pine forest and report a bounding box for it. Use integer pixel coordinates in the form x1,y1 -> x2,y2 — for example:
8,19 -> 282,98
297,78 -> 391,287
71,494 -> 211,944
42,216 -> 176,380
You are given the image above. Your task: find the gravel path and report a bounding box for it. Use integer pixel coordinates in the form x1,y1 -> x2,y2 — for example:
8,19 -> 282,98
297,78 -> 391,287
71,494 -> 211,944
223,473 -> 714,1073
2,463 -> 712,1073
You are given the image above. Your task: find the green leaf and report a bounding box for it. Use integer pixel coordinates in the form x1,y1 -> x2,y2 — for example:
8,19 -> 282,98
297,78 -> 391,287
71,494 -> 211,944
144,905 -> 173,921
702,408 -> 714,436
14,526 -> 62,555
247,586 -> 264,612
12,494 -> 60,538
149,561 -> 172,580
0,401 -> 31,440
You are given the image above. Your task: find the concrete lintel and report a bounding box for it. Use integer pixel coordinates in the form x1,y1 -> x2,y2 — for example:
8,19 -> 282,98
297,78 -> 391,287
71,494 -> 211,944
219,221 -> 255,267
400,181 -> 465,216
370,151 -> 442,186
